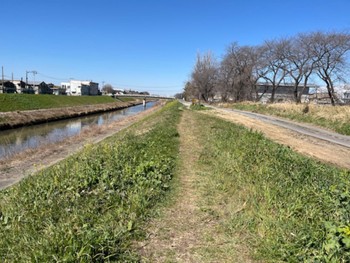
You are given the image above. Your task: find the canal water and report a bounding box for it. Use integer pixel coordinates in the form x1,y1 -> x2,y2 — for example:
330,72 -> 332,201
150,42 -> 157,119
0,101 -> 156,159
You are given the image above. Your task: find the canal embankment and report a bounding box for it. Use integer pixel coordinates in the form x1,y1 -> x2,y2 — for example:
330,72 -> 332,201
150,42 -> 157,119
0,100 -> 142,130
0,101 -> 164,189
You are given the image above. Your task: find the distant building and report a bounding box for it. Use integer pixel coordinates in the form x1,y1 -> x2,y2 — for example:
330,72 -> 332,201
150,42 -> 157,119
255,82 -> 312,103
35,82 -> 53,94
308,85 -> 347,104
11,80 -> 27,93
343,91 -> 350,104
62,80 -> 99,96
3,80 -> 53,94
0,81 -> 17,93
51,86 -> 66,95
0,80 -> 14,93
115,89 -> 124,95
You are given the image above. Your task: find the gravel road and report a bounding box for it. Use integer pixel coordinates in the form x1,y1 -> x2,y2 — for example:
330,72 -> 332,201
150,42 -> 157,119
221,108 -> 350,149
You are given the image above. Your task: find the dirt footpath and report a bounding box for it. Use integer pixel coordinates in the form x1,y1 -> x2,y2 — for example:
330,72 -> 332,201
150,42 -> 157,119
138,110 -> 253,263
0,103 -> 163,190
203,108 -> 350,170
139,109 -> 207,262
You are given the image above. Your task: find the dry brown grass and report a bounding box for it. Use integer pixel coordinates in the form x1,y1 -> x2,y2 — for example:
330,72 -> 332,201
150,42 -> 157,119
267,103 -> 350,123
220,101 -> 350,123
223,101 -> 350,134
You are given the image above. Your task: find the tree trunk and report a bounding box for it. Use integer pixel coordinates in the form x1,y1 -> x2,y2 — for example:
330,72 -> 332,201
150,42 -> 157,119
297,75 -> 310,104
293,83 -> 299,103
270,85 -> 276,103
325,82 -> 335,106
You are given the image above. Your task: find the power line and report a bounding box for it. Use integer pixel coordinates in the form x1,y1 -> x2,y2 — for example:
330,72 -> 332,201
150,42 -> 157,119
37,72 -> 69,81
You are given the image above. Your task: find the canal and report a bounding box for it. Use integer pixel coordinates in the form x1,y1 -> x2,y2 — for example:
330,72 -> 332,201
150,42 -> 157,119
0,101 -> 156,159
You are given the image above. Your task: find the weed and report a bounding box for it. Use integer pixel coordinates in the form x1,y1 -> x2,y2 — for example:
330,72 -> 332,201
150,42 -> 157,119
190,103 -> 209,111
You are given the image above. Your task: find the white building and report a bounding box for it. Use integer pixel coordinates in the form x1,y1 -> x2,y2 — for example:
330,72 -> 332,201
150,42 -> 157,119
61,80 -> 99,96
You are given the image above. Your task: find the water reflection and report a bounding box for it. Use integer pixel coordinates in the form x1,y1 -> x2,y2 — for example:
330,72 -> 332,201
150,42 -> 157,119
0,102 -> 156,159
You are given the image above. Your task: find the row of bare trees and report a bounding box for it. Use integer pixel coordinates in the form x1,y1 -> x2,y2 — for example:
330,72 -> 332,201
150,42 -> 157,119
185,31 -> 350,105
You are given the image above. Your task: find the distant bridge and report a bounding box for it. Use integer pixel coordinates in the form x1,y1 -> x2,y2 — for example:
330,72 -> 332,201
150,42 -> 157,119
113,94 -> 175,100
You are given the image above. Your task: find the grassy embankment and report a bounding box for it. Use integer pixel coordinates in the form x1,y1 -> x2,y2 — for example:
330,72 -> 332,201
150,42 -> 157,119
1,99 -> 349,261
0,94 -> 135,112
0,101 -> 181,262
190,109 -> 350,261
229,102 -> 350,135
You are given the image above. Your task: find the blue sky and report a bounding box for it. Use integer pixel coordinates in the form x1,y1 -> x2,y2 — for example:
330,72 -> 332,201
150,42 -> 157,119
1,0 -> 349,95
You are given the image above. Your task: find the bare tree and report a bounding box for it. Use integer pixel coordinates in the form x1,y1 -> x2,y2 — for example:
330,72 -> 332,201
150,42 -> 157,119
259,39 -> 290,103
285,34 -> 318,103
219,43 -> 257,102
310,31 -> 350,105
251,45 -> 270,101
191,52 -> 218,102
187,31 -> 350,105
218,43 -> 239,102
102,84 -> 115,94
235,46 -> 258,101
183,81 -> 198,101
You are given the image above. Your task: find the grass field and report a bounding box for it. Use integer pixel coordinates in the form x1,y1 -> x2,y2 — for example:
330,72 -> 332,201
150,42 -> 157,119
193,110 -> 350,261
0,94 -> 121,112
0,101 -> 181,262
229,102 -> 350,135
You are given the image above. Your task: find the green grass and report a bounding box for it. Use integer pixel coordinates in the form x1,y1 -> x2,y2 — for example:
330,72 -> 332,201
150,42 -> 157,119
190,103 -> 209,111
0,94 -> 120,112
0,101 -> 181,262
231,103 -> 350,135
192,111 -> 350,262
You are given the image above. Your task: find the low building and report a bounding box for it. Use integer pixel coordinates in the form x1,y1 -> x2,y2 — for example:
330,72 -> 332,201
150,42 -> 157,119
255,82 -> 312,103
343,91 -> 350,104
62,80 -> 99,96
1,80 -> 34,94
51,86 -> 66,95
0,81 -> 17,93
115,89 -> 124,95
34,82 -> 53,94
11,80 -> 26,93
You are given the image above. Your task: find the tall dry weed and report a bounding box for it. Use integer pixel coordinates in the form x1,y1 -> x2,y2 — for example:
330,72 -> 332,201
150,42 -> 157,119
268,103 -> 350,123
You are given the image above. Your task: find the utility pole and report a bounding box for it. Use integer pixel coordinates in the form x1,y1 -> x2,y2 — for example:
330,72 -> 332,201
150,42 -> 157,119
26,71 -> 28,89
26,70 -> 37,91
33,71 -> 37,90
1,66 -> 4,94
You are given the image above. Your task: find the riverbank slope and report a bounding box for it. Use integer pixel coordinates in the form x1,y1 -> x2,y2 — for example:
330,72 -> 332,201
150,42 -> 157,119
0,101 -> 164,189
0,93 -> 124,112
0,98 -> 140,130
